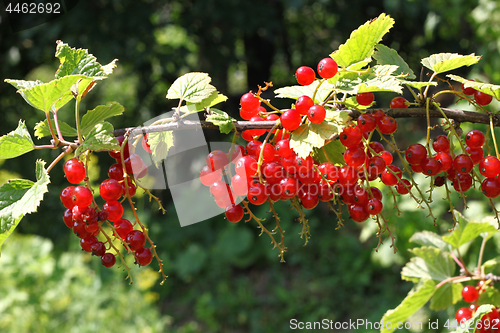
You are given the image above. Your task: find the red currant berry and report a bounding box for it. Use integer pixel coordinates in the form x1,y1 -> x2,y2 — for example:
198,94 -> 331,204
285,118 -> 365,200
461,82 -> 476,96
432,135 -> 450,153
367,141 -> 385,157
275,139 -> 293,158
126,230 -> 146,251
64,158 -> 86,184
338,166 -> 358,185
465,146 -> 484,165
462,285 -> 479,303
240,92 -> 260,112
340,125 -> 363,147
134,247 -> 153,266
246,116 -> 267,138
348,204 -> 369,223
356,92 -> 375,106
474,91 -> 493,106
479,156 -> 500,178
101,253 -> 116,268
108,163 -> 124,181
295,95 -> 315,115
453,173 -> 473,192
371,110 -> 386,122
317,163 -> 340,182
228,144 -> 245,162
318,182 -> 334,202
109,136 -> 130,160
465,130 -> 485,148
280,109 -> 302,131
453,154 -> 474,174
103,200 -> 124,222
231,174 -> 250,196
225,204 -> 244,223
299,192 -> 319,210
390,96 -> 408,108
344,146 -> 366,168
199,166 -> 222,187
235,156 -> 258,179
456,307 -> 473,323
240,107 -> 258,120
60,186 -> 76,209
206,150 -> 230,172
377,116 -> 398,134
367,156 -> 386,176
481,177 -> 500,198
396,179 -> 411,195
80,236 -> 98,253
379,151 -> 393,165
317,58 -> 338,79
71,186 -> 93,207
246,140 -> 262,158
247,182 -> 268,205
124,154 -> 148,178
295,66 -> 316,85
280,177 -> 299,199
307,105 -> 326,124
405,143 -> 427,165
113,218 -> 133,239
420,157 -> 441,176
263,162 -> 285,184
434,152 -> 453,172
90,241 -> 106,257
63,208 -> 74,228
357,114 -> 376,133
434,176 -> 446,187
366,198 -> 383,215
381,165 -> 402,186
100,179 -> 124,201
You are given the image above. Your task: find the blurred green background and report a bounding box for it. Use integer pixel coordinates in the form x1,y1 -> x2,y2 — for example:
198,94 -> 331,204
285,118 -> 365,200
1,0 -> 500,332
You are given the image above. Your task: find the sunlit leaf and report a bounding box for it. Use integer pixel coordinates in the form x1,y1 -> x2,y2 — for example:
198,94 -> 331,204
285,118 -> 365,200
0,120 -> 34,159
166,72 -> 217,103
401,246 -> 455,282
374,44 -> 416,79
74,122 -> 119,156
448,74 -> 500,100
205,108 -> 236,135
421,53 -> 481,74
80,102 -> 125,136
34,119 -> 77,139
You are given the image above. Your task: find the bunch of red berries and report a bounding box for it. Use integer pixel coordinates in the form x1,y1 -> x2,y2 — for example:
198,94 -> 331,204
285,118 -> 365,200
461,82 -> 494,106
60,136 -> 153,268
455,282 -> 499,332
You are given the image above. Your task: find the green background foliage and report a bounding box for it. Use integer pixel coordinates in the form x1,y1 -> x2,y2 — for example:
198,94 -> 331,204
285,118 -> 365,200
2,1 -> 500,332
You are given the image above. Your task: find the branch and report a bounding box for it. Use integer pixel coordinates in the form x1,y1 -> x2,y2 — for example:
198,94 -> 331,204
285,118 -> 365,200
113,107 -> 500,137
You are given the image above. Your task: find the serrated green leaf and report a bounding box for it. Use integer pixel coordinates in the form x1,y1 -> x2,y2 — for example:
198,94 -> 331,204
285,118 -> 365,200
148,130 -> 174,167
273,81 -> 334,104
205,108 -> 236,135
410,231 -> 451,251
0,160 -> 50,251
34,119 -> 77,139
456,305 -> 494,333
4,79 -> 44,90
0,120 -> 34,159
312,140 -> 346,165
290,121 -> 340,159
179,91 -> 228,114
74,122 -> 119,156
166,72 -> 217,103
380,279 -> 436,333
55,40 -> 117,79
80,102 -> 125,136
430,282 -> 463,311
477,287 -> 500,307
7,75 -> 87,113
402,246 -> 455,282
374,44 -> 416,79
330,65 -> 404,94
421,53 -> 481,74
331,13 -> 394,69
400,80 -> 438,89
442,213 -> 498,248
448,74 -> 500,100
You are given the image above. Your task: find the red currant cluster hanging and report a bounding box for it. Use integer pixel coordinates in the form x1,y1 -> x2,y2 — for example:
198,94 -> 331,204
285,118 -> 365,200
59,136 -> 166,282
455,282 -> 499,331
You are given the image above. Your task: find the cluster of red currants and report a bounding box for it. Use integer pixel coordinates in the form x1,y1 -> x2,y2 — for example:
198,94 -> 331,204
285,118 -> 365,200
405,129 -> 500,198
455,282 -> 499,332
59,136 -> 153,268
462,82 -> 494,106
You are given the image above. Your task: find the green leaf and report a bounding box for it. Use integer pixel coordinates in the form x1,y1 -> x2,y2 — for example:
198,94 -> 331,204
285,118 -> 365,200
421,53 -> 481,74
430,282 -> 463,311
205,108 -> 236,135
448,74 -> 500,100
6,75 -> 86,113
373,44 -> 416,79
179,91 -> 228,114
273,81 -> 334,103
290,121 -> 341,159
148,130 -> 174,167
0,121 -> 34,159
401,246 -> 455,282
477,287 -> 500,307
331,13 -> 395,69
166,72 -> 217,103
312,140 -> 346,165
442,213 -> 498,248
4,79 -> 43,90
409,231 -> 451,251
0,160 -> 50,251
74,122 -> 119,156
34,119 -> 77,139
331,65 -> 404,94
400,80 -> 438,90
456,304 -> 494,333
380,279 -> 436,333
483,257 -> 500,276
80,102 -> 125,137
55,40 -> 117,79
